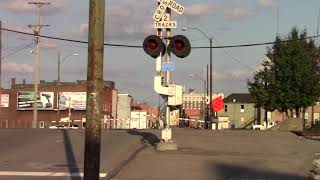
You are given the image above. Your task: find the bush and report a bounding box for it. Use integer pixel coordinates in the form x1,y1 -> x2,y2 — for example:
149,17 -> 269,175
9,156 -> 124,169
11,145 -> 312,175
310,121 -> 320,130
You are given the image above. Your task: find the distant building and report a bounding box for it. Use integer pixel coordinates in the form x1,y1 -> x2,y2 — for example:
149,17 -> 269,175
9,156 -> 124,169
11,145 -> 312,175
0,78 -> 115,128
182,89 -> 224,119
116,94 -> 132,119
218,93 -> 256,129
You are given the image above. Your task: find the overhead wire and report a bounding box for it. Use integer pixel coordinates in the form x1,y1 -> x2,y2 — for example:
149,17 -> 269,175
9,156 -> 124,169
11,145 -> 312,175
212,37 -> 256,71
1,42 -> 34,60
2,27 -> 320,49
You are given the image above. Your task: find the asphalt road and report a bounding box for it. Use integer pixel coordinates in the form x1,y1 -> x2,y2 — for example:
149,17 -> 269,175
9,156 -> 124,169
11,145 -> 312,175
2,128 -> 320,180
0,129 -> 145,180
115,128 -> 320,180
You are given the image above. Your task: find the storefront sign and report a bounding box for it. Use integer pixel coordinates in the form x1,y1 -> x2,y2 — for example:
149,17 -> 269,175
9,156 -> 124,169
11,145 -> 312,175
17,91 -> 54,110
59,92 -> 86,110
1,94 -> 9,107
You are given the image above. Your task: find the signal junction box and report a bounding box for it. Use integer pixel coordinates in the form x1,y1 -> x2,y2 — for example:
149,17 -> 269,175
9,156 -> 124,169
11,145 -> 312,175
168,84 -> 183,106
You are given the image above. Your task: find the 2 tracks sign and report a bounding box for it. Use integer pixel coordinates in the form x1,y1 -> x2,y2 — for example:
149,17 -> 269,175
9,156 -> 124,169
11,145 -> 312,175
153,0 -> 185,29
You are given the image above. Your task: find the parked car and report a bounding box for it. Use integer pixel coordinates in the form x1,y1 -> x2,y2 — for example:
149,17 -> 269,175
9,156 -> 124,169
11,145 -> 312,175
252,121 -> 276,130
49,124 -> 78,129
49,125 -> 68,129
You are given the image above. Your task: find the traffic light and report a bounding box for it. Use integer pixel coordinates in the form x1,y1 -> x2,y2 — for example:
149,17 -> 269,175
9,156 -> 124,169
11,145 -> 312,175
143,35 -> 165,58
169,35 -> 191,58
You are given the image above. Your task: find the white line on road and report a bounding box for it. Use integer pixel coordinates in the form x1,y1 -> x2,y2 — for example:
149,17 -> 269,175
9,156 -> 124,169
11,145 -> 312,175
0,171 -> 107,177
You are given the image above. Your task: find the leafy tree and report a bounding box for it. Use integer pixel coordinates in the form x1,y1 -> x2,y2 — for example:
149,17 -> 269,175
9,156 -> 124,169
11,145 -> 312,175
248,27 -> 320,124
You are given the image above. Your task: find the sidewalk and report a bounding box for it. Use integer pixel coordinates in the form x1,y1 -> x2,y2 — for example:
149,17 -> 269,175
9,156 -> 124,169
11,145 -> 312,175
113,128 -> 320,180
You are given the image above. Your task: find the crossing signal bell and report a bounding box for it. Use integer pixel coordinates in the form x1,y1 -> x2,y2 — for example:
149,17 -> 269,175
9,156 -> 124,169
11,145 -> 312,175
169,35 -> 191,58
143,35 -> 165,58
143,35 -> 191,59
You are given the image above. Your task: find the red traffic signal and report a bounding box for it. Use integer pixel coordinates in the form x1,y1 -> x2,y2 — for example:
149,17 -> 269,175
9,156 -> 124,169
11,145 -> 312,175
143,35 -> 164,58
169,35 -> 191,58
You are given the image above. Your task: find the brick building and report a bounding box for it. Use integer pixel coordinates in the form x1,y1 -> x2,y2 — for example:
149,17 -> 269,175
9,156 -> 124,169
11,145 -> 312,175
0,78 -> 116,128
182,89 -> 224,119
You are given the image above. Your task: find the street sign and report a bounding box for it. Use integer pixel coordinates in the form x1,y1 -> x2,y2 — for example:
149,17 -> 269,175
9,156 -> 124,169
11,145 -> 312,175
162,13 -> 171,21
154,21 -> 177,29
162,62 -> 175,72
156,0 -> 185,15
153,0 -> 170,22
205,96 -> 210,105
212,96 -> 224,112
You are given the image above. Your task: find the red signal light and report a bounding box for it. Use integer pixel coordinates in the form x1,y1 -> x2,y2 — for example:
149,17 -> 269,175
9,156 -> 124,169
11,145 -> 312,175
147,39 -> 158,50
174,40 -> 185,51
169,35 -> 191,58
143,35 -> 164,58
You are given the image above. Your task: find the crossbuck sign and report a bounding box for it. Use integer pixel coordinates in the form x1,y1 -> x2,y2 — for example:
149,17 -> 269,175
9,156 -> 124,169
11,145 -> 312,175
153,0 -> 185,29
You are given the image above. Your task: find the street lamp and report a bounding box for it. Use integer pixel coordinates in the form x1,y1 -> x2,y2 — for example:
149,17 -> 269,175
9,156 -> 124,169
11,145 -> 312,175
189,73 -> 207,129
57,52 -> 78,115
182,27 -> 213,129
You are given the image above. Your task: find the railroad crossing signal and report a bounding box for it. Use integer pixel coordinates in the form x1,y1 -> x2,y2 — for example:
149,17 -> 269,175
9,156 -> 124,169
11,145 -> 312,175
143,35 -> 191,59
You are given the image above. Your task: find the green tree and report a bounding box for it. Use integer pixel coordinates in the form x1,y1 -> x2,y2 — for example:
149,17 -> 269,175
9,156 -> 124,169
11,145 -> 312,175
248,27 -> 320,126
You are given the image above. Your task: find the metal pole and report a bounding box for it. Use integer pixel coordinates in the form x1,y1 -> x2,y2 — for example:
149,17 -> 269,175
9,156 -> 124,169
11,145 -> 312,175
57,52 -> 60,115
203,79 -> 206,129
84,0 -> 105,179
68,97 -> 71,126
206,64 -> 209,128
165,8 -> 171,128
209,38 -> 213,129
0,21 -> 2,110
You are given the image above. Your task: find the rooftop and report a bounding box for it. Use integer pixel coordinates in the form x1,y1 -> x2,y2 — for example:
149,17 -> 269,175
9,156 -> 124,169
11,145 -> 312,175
223,93 -> 256,103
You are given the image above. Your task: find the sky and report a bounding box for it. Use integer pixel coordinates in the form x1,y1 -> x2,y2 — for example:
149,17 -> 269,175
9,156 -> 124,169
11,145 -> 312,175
0,0 -> 320,105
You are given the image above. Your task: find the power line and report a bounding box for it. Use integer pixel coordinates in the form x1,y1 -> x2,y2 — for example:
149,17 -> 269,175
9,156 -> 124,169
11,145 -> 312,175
1,42 -> 34,60
212,37 -> 255,71
1,27 -> 320,49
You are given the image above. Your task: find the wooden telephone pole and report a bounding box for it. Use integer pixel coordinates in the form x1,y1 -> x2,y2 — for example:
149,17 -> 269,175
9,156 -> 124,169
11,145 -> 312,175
28,1 -> 50,128
83,0 -> 105,179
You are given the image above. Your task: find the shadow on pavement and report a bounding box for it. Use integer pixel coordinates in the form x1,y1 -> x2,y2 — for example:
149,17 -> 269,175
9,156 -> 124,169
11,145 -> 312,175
212,162 -> 311,180
126,130 -> 160,146
61,129 -> 81,180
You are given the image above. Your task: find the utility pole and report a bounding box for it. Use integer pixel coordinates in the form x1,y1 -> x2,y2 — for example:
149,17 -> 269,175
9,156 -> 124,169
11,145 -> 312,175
206,64 -> 209,128
57,52 -> 61,116
28,1 -> 50,128
0,21 -> 2,110
84,0 -> 105,179
209,37 -> 213,129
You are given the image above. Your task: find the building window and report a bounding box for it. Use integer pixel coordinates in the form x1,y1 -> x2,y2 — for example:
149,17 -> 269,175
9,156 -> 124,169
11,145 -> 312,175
241,117 -> 245,122
240,105 -> 244,113
224,105 -> 228,112
267,112 -> 272,121
314,113 -> 319,122
39,121 -> 45,128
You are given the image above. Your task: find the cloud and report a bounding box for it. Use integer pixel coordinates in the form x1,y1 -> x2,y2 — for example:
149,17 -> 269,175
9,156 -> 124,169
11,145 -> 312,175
3,62 -> 33,73
2,21 -> 33,33
213,71 -> 228,81
258,0 -> 274,8
40,39 -> 57,49
229,69 -> 252,77
224,7 -> 256,20
79,24 -> 88,34
0,0 -> 64,15
69,1 -> 220,42
184,4 -> 217,16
